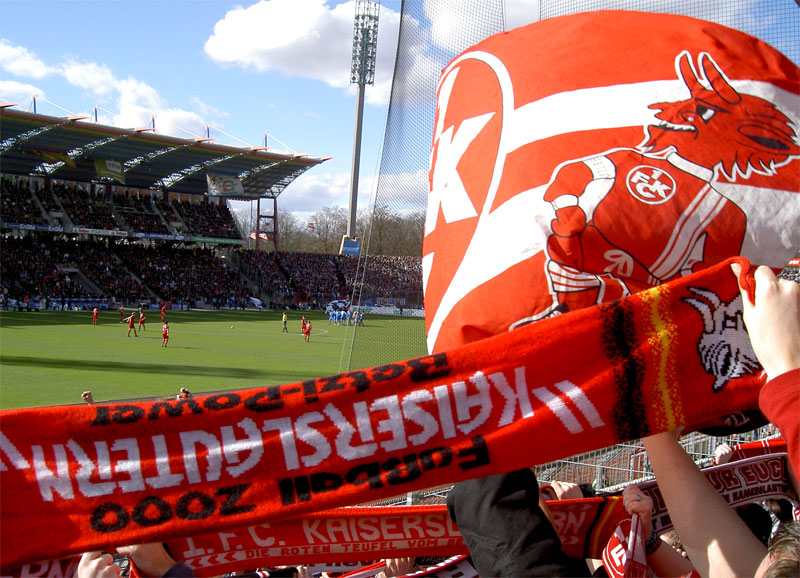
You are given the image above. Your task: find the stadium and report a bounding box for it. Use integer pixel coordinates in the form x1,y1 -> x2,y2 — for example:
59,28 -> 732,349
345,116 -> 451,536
1,1 -> 799,577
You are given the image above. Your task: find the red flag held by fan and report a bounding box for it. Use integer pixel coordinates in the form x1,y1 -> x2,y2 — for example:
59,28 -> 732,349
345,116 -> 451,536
424,10 -> 800,354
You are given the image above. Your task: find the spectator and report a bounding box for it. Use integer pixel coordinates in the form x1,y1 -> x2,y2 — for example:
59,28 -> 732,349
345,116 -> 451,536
447,469 -> 591,576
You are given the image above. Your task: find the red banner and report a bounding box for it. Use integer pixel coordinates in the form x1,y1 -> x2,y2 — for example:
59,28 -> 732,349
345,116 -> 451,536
6,453 -> 793,576
0,259 -> 770,570
641,453 -> 796,535
423,10 -> 800,354
166,506 -> 464,576
729,437 -> 787,462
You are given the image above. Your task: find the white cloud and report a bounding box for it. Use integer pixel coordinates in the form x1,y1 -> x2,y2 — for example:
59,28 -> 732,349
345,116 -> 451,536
205,0 -> 351,78
204,0 -> 400,106
0,38 -> 233,141
279,170 -> 351,213
373,168 -> 428,211
278,168 -> 378,214
425,1 -> 505,49
60,60 -> 116,97
274,167 -> 425,224
190,96 -> 228,119
0,80 -> 44,103
0,39 -> 54,79
155,108 -> 209,139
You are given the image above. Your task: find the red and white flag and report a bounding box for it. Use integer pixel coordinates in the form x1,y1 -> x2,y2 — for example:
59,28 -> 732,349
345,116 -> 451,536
423,10 -> 800,353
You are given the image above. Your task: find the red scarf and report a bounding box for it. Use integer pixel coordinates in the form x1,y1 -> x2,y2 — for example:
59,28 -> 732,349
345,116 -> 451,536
0,258 -> 765,571
7,453 -> 793,576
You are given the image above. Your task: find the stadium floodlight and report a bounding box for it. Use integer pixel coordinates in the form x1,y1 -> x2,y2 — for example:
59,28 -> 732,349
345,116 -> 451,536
345,0 -> 380,249
350,0 -> 380,87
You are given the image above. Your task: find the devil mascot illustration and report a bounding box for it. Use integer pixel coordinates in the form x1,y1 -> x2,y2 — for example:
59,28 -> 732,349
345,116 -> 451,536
539,51 -> 800,321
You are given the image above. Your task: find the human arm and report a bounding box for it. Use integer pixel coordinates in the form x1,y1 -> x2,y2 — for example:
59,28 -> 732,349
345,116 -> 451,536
643,431 -> 765,577
732,262 -> 800,475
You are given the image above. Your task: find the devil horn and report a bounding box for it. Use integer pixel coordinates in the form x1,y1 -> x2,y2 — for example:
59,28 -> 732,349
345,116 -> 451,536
687,286 -> 721,308
683,297 -> 715,333
699,52 -> 741,105
677,51 -> 704,96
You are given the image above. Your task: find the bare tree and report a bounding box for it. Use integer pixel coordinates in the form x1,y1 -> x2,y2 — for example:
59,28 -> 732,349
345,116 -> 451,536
277,208 -> 305,252
362,205 -> 425,256
230,205 -> 254,239
308,206 -> 348,253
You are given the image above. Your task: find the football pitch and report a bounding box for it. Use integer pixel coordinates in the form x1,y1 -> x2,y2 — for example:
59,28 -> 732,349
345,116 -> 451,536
0,309 -> 427,409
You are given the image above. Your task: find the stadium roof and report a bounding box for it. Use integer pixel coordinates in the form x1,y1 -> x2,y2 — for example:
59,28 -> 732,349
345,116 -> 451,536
0,107 -> 329,200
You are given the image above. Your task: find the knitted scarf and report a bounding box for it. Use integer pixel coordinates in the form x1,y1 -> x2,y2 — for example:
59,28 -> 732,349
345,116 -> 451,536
0,258 -> 767,570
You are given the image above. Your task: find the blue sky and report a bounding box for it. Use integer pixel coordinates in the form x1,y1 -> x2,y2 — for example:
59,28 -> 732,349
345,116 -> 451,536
1,0 -> 796,223
0,0 -> 410,221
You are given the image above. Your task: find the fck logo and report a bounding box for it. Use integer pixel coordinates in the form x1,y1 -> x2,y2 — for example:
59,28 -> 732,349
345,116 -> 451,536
626,166 -> 676,204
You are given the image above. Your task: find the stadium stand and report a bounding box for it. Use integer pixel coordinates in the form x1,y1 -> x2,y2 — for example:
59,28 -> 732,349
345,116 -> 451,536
236,249 -> 294,306
0,179 -> 49,227
339,254 -> 423,308
55,184 -> 118,231
113,192 -> 172,235
173,198 -> 240,239
276,251 -> 343,304
1,237 -> 90,307
114,244 -> 249,307
1,224 -> 422,311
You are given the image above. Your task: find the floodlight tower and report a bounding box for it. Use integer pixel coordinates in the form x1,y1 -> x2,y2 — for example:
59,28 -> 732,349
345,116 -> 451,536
344,0 -> 380,251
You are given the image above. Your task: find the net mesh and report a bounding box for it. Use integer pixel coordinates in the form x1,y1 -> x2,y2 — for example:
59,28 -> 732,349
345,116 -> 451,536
344,0 -> 505,371
346,0 -> 798,372
539,0 -> 800,65
343,0 -> 798,501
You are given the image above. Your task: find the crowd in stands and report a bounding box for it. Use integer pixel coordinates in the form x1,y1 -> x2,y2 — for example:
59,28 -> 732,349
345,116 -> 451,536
238,249 -> 293,303
1,233 -> 425,312
54,184 -> 118,230
35,183 -> 63,214
2,237 -> 84,301
278,251 -> 342,300
0,176 -> 242,239
0,179 -> 49,226
236,250 -> 425,309
340,254 -> 423,307
115,244 -> 249,307
174,198 -> 240,239
155,196 -> 179,224
75,241 -> 148,302
113,193 -> 171,235
1,175 -> 428,310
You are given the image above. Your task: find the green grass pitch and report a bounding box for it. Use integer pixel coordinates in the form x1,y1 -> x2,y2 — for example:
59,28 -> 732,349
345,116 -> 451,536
0,309 -> 427,409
